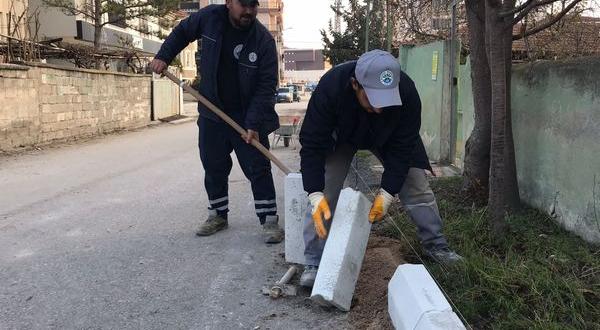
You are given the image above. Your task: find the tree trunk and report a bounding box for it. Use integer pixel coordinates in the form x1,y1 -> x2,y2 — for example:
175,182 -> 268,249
485,0 -> 509,234
462,0 -> 492,200
502,0 -> 522,211
93,0 -> 102,69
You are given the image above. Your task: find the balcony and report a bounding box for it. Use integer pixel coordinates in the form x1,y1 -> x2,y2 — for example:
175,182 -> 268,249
179,1 -> 200,13
258,0 -> 281,12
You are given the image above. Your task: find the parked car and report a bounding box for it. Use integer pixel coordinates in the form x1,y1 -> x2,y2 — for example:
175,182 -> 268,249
277,87 -> 294,103
305,82 -> 317,93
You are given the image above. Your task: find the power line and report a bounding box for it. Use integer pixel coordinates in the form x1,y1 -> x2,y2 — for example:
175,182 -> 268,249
349,161 -> 473,330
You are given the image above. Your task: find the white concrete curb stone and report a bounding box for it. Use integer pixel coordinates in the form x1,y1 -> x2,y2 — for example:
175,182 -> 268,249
310,188 -> 371,311
415,311 -> 465,330
284,173 -> 308,264
388,264 -> 466,330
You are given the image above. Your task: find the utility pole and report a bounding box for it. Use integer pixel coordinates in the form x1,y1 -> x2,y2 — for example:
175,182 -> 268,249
334,0 -> 342,33
365,0 -> 370,52
386,0 -> 391,51
449,0 -> 458,164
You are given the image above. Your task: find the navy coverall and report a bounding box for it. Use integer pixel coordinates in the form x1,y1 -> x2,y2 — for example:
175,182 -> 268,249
155,5 -> 280,222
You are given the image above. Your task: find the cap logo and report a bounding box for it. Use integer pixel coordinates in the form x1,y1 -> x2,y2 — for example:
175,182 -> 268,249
380,70 -> 394,86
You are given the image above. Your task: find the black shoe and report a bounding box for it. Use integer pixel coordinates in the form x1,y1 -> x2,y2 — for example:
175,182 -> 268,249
425,247 -> 464,265
196,213 -> 228,236
300,265 -> 318,288
262,215 -> 284,244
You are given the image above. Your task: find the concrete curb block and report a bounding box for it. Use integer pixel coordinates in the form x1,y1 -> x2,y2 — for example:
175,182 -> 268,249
388,264 -> 465,330
284,173 -> 307,264
310,188 -> 371,311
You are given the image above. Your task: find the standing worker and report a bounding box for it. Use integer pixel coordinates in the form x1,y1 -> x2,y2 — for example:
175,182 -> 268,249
149,0 -> 284,243
299,50 -> 463,287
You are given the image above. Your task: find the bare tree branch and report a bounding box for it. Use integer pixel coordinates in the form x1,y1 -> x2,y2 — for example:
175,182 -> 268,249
501,0 -> 535,17
99,2 -> 155,15
42,0 -> 97,21
500,0 -> 559,17
510,0 -> 566,24
65,6 -> 96,21
513,0 -> 583,39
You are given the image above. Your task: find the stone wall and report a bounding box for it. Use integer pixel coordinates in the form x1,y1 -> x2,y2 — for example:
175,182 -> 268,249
0,63 -> 151,151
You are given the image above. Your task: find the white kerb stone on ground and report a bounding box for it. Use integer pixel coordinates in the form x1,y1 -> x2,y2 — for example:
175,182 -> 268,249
284,173 -> 308,264
388,264 -> 466,330
415,311 -> 465,330
310,188 -> 371,312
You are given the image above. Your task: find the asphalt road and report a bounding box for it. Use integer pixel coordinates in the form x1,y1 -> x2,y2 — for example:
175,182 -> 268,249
0,118 -> 349,329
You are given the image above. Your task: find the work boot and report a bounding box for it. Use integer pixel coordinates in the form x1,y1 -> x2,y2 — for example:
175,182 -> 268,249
262,215 -> 284,244
196,213 -> 228,236
300,265 -> 318,288
425,247 -> 464,265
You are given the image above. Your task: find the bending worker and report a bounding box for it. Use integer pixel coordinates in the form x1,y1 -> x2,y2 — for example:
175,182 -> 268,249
299,50 -> 463,287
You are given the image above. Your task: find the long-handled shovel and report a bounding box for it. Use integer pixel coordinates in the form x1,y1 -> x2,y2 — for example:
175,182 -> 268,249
160,70 -> 305,297
161,70 -> 291,175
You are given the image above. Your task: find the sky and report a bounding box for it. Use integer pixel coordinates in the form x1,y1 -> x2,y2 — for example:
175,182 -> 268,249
282,0 -> 338,49
280,0 -> 600,50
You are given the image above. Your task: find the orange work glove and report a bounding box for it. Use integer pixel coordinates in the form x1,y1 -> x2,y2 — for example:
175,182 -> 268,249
368,189 -> 394,223
308,192 -> 331,239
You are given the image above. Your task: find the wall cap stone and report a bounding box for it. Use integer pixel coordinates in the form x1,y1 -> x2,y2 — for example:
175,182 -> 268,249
11,61 -> 152,78
0,63 -> 31,71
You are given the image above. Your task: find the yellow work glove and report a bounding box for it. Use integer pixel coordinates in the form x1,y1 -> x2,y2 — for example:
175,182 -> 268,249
308,192 -> 332,239
369,189 -> 394,223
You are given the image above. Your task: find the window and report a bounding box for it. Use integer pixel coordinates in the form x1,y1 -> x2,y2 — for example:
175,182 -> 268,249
208,0 -> 225,4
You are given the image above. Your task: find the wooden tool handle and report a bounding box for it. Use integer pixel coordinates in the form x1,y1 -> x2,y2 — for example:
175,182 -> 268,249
161,70 -> 292,175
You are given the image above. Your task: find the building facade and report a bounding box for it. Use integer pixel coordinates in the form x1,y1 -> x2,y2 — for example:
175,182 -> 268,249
256,0 -> 284,82
26,0 -> 172,71
284,49 -> 325,71
0,0 -> 29,42
283,48 -> 329,84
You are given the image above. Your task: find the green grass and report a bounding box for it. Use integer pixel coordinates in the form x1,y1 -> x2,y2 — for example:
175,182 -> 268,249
383,177 -> 600,329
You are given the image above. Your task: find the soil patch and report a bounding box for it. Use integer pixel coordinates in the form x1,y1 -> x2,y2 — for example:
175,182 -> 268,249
349,235 -> 405,329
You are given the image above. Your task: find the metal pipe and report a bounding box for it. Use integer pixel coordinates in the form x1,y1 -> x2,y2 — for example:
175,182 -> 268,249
386,0 -> 392,52
449,0 -> 458,164
276,265 -> 298,285
365,0 -> 370,52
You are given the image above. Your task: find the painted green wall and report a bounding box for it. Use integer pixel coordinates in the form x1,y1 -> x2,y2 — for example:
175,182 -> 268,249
401,41 -> 600,242
512,58 -> 600,243
400,41 -> 447,162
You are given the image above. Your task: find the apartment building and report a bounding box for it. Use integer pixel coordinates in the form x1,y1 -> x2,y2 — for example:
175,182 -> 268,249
0,0 -> 29,41
25,0 -> 174,70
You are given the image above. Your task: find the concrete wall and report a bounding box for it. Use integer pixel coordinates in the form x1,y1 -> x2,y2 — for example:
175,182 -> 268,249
28,0 -> 77,39
512,58 -> 600,243
0,63 -> 151,151
408,47 -> 599,243
152,74 -> 181,120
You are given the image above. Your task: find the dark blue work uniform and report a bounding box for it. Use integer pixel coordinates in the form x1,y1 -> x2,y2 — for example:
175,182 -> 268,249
154,5 -> 279,222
